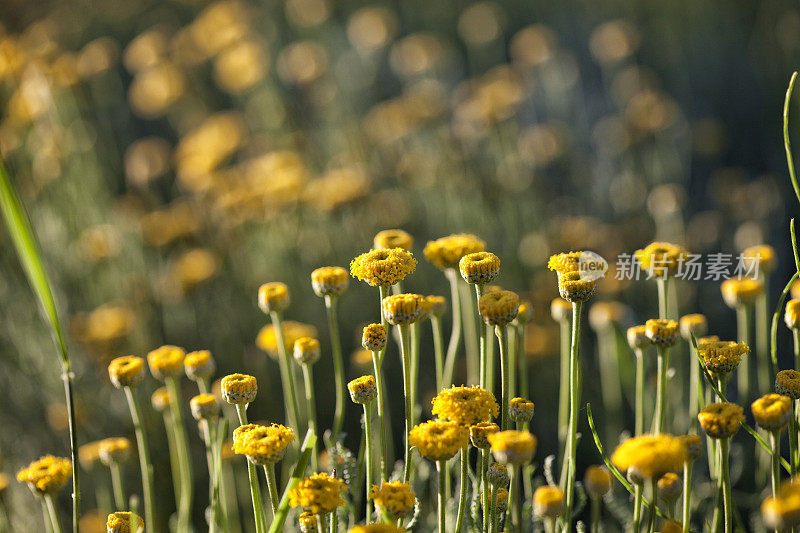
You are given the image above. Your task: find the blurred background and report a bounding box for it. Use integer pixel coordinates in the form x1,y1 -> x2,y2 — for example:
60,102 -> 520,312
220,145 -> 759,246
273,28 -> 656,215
1,0 -> 799,530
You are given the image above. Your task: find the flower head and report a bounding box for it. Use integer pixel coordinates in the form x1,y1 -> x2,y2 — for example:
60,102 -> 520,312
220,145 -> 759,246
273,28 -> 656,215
610,434 -> 687,481
557,271 -> 597,303
470,422 -> 500,449
762,478 -> 800,530
107,511 -> 144,532
190,393 -> 220,420
423,234 -> 485,270
721,278 -> 764,308
108,356 -> 146,389
627,325 -> 651,351
382,293 -> 425,325
751,394 -> 792,431
257,321 -> 318,358
350,249 -> 416,287
348,375 -> 377,404
488,430 -> 537,465
658,472 -> 682,503
311,267 -> 349,297
298,512 -> 317,533
508,397 -> 534,423
423,295 -> 447,318
147,345 -> 186,380
233,423 -> 295,464
547,252 -> 583,274
743,244 -> 777,274
184,350 -> 216,381
533,486 -> 564,518
293,337 -> 321,365
289,472 -> 347,514
98,437 -> 132,465
679,314 -> 708,340
16,455 -> 72,494
369,481 -> 416,519
513,300 -> 533,325
79,441 -> 103,470
374,229 -> 414,251
220,373 -> 258,405
408,419 -> 469,461
459,252 -> 500,285
777,370 -> 800,399
495,487 -> 510,512
698,402 -> 743,439
786,299 -> 800,330
550,298 -> 572,322
258,282 -> 291,314
633,242 -> 689,278
431,386 -> 498,426
677,434 -> 703,462
644,319 -> 679,347
584,465 -> 612,498
362,323 -> 387,351
151,386 -> 171,412
487,461 -> 509,486
698,341 -> 749,375
479,290 -> 520,326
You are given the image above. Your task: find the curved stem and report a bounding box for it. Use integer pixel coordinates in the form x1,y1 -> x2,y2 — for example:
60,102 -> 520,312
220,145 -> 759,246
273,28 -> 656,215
635,349 -> 644,435
399,323 -> 414,483
560,301 -> 582,533
123,387 -> 156,533
682,462 -> 693,533
263,463 -> 279,517
166,377 -> 193,532
109,462 -> 125,511
44,494 -> 63,533
324,296 -> 346,442
443,269 -> 463,388
270,311 -> 302,434
432,316 -> 445,392
301,365 -> 319,472
437,461 -> 447,533
455,446 -> 468,531
496,326 -> 509,430
235,404 -> 266,533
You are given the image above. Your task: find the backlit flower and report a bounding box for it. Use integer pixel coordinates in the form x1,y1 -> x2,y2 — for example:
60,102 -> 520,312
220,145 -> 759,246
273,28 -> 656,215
698,402 -> 743,439
644,319 -> 679,347
233,423 -> 295,464
184,350 -> 216,382
469,422 -> 500,449
777,370 -> 800,399
423,234 -> 485,270
479,290 -> 519,326
350,249 -> 416,287
721,278 -> 764,308
289,472 -> 347,514
611,434 -> 686,480
751,394 -> 792,431
533,486 -> 564,518
293,337 -> 321,365
382,293 -> 425,325
258,282 -> 291,314
374,229 -> 414,251
348,375 -> 377,404
431,386 -> 498,426
147,345 -> 185,380
633,242 -> 689,278
408,419 -> 469,461
17,455 -> 72,494
697,341 -> 749,375
108,356 -> 146,389
369,481 -> 416,519
488,430 -> 537,465
220,373 -> 257,405
311,267 -> 349,297
459,252 -> 500,285
362,323 -> 387,351
679,314 -> 708,340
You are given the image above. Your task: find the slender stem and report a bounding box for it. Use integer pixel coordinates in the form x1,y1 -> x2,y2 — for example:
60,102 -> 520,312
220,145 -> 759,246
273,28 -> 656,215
647,479 -> 658,533
632,483 -> 643,533
794,329 -> 800,373
263,463 -> 279,517
635,349 -> 644,435
654,346 -> 667,435
490,485 -> 499,533
558,318 -> 570,461
221,459 -> 242,533
166,377 -> 193,532
657,277 -> 668,319
461,278 -> 480,385
437,461 -> 447,533
509,465 -> 519,533
398,323 -> 414,483
235,404 -> 266,533
689,344 -> 700,431
444,269 -> 463,388
123,387 -> 155,533
770,431 -> 781,499
496,325 -> 509,430
736,305 -> 752,403
301,365 -> 319,472
791,402 -> 799,475
410,322 -> 421,427
682,462 -> 693,533
270,311 -> 302,434
756,283 -> 770,397
324,295 -> 346,442
590,496 -> 601,533
720,438 -> 732,533
44,494 -> 63,533
376,285 -> 390,480
560,301 -> 582,533
109,463 -> 125,510
455,446 -> 468,531
330,509 -> 338,533
518,325 -> 528,399
783,71 -> 800,205
508,326 -> 518,402
432,316 -> 445,392
363,402 -> 374,523
482,450 -> 490,533
475,284 -> 487,388
60,366 -> 80,533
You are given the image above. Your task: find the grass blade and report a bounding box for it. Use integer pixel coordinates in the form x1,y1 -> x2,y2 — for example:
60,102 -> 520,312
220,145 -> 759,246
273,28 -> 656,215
784,71 -> 799,206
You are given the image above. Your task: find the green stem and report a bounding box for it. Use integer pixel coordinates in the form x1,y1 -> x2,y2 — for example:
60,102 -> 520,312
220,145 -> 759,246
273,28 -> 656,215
221,459 -> 242,533
689,344 -> 701,432
376,285 -> 390,480
756,283 -> 770,397
496,325 -> 509,430
794,329 -> 800,372
432,316 -> 445,392
263,463 -> 279,517
301,365 -> 319,472
324,295 -> 346,442
509,465 -> 519,533
481,450 -> 490,533
560,301 -> 582,533
682,462 -> 692,533
632,483 -> 643,533
444,269 -> 463,388
123,387 -> 156,533
437,461 -> 447,533
783,71 -> 800,205
330,510 -> 338,533
591,496 -> 601,533
508,326 -> 518,402
558,317 -> 570,462
791,402 -> 799,475
410,322 -> 420,426
635,348 -> 644,435
720,438 -> 732,533
518,325 -> 528,399
736,305 -> 752,403
109,462 -> 125,511
235,404 -> 267,533
461,278 -> 480,386
490,485 -> 499,533
475,284 -> 487,388
270,311 -> 302,434
363,402 -> 374,523
657,277 -> 669,319
647,479 -> 658,533
770,431 -> 781,499
166,377 -> 193,533
654,346 -> 668,435
44,494 -> 63,533
455,446 -> 468,532
399,323 -> 414,483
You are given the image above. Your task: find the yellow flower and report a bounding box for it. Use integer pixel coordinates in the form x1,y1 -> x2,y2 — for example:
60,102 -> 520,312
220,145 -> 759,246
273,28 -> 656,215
362,323 -> 388,351
550,298 -> 572,322
374,229 -> 414,251
547,252 -> 583,274
751,394 -> 792,431
494,487 -> 510,512
762,478 -> 800,530
610,434 -> 687,481
677,434 -> 703,462
777,370 -> 800,399
588,302 -> 628,331
459,252 -> 501,285
423,234 -> 486,270
627,325 -> 651,351
348,525 -> 407,533
293,337 -> 321,365
432,386 -> 499,426
348,375 -> 377,404
233,423 -> 295,464
508,397 -> 535,423
311,266 -> 350,297
350,248 -> 417,287
697,341 -> 749,375
742,244 -> 777,274
408,419 -> 469,461
679,314 -> 708,340
79,441 -> 103,470
657,472 -> 682,503
698,402 -> 743,439
107,511 -> 144,532
487,461 -> 509,486
298,511 -> 318,533
633,242 -> 689,278
257,321 -> 318,357
108,356 -> 146,389
233,424 -> 261,449
513,300 -> 533,325
644,319 -> 679,347
488,430 -> 537,465
147,345 -> 186,380
533,485 -> 564,518
479,290 -> 520,326
382,293 -> 425,325
151,386 -> 171,412
16,455 -> 72,494
184,350 -> 216,381
786,299 -> 800,330
584,465 -> 612,498
557,271 -> 597,303
220,373 -> 258,405
721,278 -> 764,308
289,472 -> 347,514
470,422 -> 500,449
258,282 -> 291,314
190,393 -> 220,420
423,295 -> 447,318
369,481 -> 416,519
98,437 -> 132,465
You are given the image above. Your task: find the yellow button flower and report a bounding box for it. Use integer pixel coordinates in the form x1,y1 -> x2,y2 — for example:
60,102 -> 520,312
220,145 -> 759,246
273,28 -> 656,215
470,422 -> 500,449
423,295 -> 447,318
423,234 -> 485,270
220,373 -> 258,405
786,299 -> 800,330
533,485 -> 564,518
611,434 -> 687,481
298,511 -> 318,533
348,524 -> 407,533
762,478 -> 800,530
697,341 -> 749,375
550,298 -> 572,322
373,229 -> 414,251
190,393 -> 220,420
258,282 -> 291,314
644,319 -> 679,347
293,337 -> 321,365
289,472 -> 347,514
698,402 -> 743,439
108,356 -> 146,389
633,242 -> 689,278
676,434 -> 703,462
16,455 -> 72,494
459,251 -> 500,285
547,252 -> 584,274
151,386 -> 171,412
408,419 -> 469,461
184,349 -> 216,381
657,472 -> 682,503
431,385 -> 498,426
627,325 -> 651,351
721,278 -> 764,308
311,266 -> 349,297
488,430 -> 537,465
508,397 -> 534,423
742,244 -> 777,274
257,321 -> 318,358
584,465 -> 612,498
348,375 -> 377,404
350,248 -> 417,287
382,293 -> 425,325
777,370 -> 800,399
679,314 -> 708,340
233,423 -> 295,464
362,323 -> 387,351
147,345 -> 186,380
479,290 -> 520,326
107,511 -> 144,532
369,481 -> 416,519
751,394 -> 792,431
98,437 -> 132,465
487,461 -> 509,486
557,271 -> 597,303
